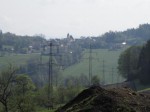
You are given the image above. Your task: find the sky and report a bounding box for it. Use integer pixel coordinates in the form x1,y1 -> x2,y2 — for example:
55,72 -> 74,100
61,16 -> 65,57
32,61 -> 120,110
0,0 -> 150,38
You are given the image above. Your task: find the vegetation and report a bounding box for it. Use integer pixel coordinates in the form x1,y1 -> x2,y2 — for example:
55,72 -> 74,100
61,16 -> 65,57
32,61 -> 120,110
118,46 -> 142,80
0,31 -> 46,54
1,23 -> 150,64
118,40 -> 150,85
79,24 -> 150,49
63,49 -> 125,84
0,65 -> 83,112
138,40 -> 150,84
1,23 -> 150,111
0,65 -> 17,112
0,48 -> 125,86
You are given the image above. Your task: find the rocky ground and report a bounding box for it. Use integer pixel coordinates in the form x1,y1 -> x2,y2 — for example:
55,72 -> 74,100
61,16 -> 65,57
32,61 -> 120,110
56,86 -> 150,112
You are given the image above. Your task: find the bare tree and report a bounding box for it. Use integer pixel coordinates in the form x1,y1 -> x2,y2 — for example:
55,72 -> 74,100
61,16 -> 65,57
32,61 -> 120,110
0,65 -> 17,112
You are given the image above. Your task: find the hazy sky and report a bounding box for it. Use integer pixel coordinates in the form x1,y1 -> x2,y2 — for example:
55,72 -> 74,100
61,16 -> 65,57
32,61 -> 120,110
0,0 -> 150,38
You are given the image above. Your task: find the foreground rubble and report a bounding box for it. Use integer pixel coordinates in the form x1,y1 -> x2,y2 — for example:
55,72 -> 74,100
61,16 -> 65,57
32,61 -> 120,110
56,86 -> 150,112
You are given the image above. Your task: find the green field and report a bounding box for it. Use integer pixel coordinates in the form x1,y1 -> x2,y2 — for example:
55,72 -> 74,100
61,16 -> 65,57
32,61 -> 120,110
0,49 -> 126,85
62,49 -> 126,84
0,53 -> 49,69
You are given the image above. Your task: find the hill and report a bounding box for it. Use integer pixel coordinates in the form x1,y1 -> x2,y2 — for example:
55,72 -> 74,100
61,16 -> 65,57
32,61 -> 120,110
57,86 -> 150,112
1,23 -> 150,86
62,49 -> 126,84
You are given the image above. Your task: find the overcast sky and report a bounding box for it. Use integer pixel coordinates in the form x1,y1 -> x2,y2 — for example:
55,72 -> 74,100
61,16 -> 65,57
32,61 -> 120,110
0,0 -> 150,38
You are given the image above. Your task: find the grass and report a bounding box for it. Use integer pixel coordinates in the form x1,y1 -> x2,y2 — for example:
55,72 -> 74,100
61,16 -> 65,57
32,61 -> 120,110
37,109 -> 55,112
0,49 -> 125,85
138,88 -> 150,92
0,53 -> 49,69
134,80 -> 150,91
62,49 -> 126,84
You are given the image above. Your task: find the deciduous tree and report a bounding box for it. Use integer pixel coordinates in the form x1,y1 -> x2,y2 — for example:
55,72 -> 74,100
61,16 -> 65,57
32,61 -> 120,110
0,65 -> 17,112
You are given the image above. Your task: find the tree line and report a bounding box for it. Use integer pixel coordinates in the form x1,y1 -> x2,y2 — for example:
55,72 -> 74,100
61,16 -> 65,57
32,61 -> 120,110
118,40 -> 150,85
1,23 -> 150,53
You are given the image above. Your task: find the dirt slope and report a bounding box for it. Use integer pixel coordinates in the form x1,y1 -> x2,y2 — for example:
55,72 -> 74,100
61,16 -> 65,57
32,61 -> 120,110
56,86 -> 150,112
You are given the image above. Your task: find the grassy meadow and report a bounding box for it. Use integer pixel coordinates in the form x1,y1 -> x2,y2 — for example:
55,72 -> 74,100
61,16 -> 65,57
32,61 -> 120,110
0,48 -> 126,85
62,49 -> 126,84
0,53 -> 49,69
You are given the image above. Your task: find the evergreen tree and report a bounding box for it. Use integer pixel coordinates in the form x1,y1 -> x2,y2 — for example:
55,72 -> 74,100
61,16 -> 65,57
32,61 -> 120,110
138,40 -> 150,84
